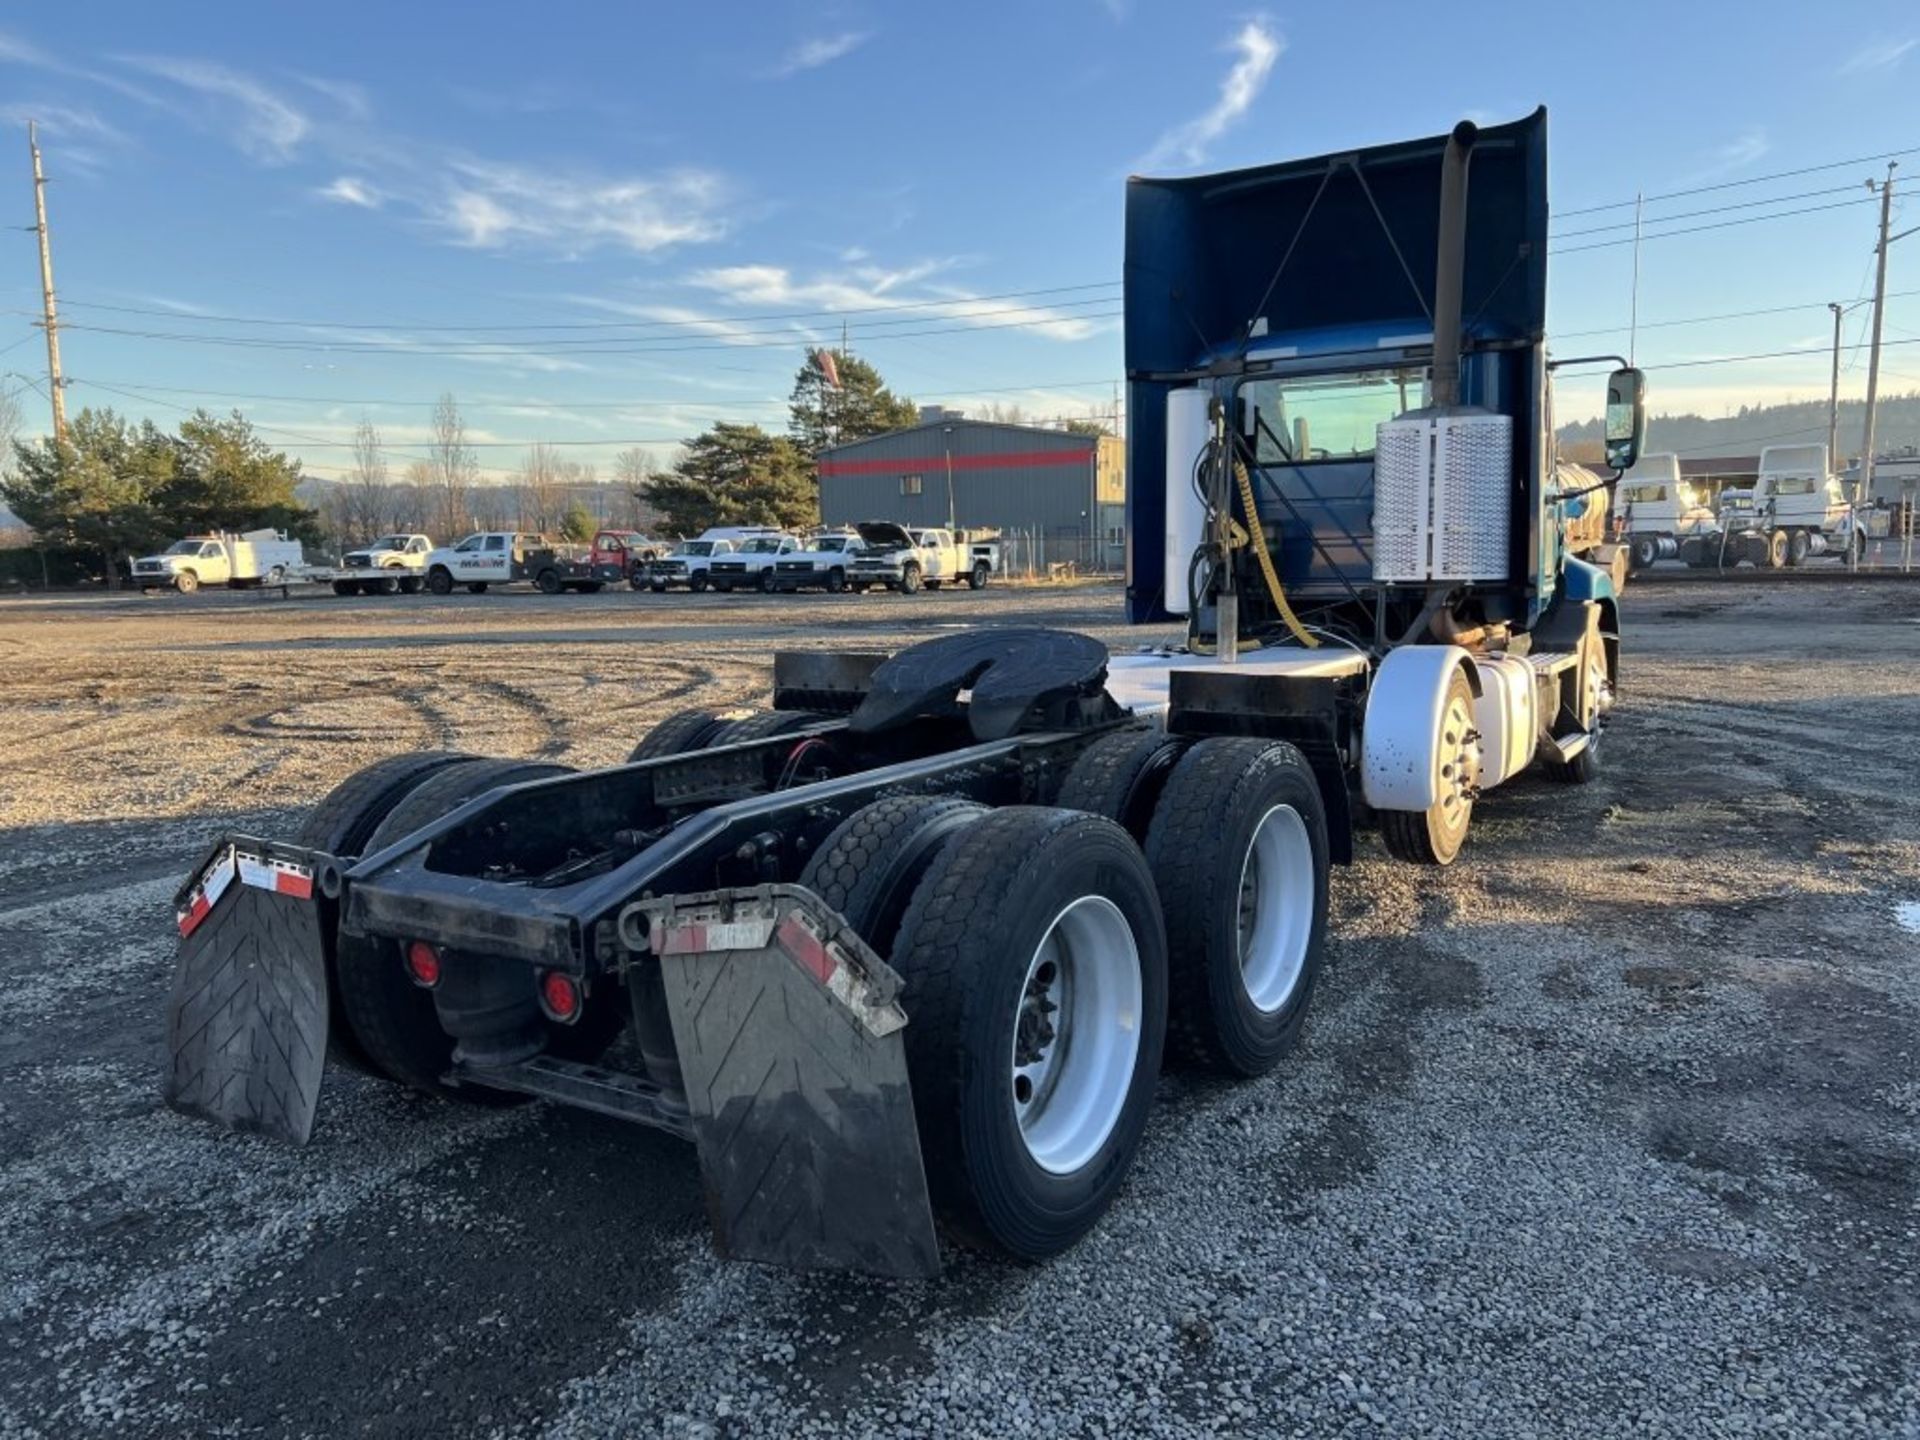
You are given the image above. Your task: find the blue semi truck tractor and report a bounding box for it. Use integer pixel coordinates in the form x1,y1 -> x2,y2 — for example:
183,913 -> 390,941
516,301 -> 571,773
160,110 -> 1645,1278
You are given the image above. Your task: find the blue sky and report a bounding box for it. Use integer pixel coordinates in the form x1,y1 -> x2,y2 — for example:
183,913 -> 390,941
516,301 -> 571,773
2,1 -> 1917,484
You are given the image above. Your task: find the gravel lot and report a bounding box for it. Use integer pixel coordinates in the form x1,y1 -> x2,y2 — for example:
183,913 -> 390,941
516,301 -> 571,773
1,578 -> 1917,1438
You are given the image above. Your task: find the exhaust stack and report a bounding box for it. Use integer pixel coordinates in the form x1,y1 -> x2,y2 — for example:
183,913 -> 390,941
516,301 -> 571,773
1430,120 -> 1477,410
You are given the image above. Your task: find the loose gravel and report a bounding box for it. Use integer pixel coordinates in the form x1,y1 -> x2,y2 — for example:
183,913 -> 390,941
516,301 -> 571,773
0,579 -> 1915,1438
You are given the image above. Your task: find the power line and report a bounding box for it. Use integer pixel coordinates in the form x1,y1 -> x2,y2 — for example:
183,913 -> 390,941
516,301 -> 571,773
1556,334 -> 1920,375
1556,143 -> 1920,218
1551,195 -> 1881,255
1555,288 -> 1920,341
1551,181 -> 1868,239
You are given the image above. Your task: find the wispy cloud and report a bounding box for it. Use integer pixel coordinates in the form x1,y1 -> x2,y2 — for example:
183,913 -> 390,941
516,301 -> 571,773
1839,37 -> 1917,74
425,161 -> 729,257
679,260 -> 1107,342
0,27 -> 160,105
117,55 -> 311,162
768,31 -> 871,78
317,175 -> 381,208
1681,126 -> 1769,184
0,101 -> 124,144
1138,18 -> 1282,171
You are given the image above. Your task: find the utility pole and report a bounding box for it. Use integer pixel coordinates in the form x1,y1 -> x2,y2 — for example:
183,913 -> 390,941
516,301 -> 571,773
28,121 -> 66,444
1826,301 -> 1844,466
1857,162 -> 1917,570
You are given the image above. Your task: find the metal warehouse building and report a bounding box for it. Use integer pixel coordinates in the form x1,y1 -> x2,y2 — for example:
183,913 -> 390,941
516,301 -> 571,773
817,413 -> 1126,571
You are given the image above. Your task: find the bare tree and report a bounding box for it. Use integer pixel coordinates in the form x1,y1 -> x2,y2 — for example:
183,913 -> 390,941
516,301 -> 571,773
613,445 -> 667,530
402,459 -> 437,534
0,385 -> 21,480
343,417 -> 392,538
429,393 -> 477,537
515,441 -> 566,534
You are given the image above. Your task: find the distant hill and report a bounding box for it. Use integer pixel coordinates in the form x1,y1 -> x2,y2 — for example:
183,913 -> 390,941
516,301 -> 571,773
1558,391 -> 1920,462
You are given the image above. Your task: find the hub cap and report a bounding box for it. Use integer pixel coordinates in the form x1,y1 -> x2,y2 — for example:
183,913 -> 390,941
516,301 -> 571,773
1236,805 -> 1314,1013
1010,895 -> 1142,1176
1434,688 -> 1481,843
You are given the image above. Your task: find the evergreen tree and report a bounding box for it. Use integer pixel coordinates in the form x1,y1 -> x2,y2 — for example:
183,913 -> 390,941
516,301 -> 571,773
645,422 -> 818,535
788,350 -> 918,458
168,409 -> 317,542
3,409 -> 178,588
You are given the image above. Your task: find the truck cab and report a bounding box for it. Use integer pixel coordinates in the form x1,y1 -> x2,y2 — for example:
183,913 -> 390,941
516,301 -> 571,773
1713,444 -> 1862,567
645,537 -> 736,593
1612,455 -> 1715,569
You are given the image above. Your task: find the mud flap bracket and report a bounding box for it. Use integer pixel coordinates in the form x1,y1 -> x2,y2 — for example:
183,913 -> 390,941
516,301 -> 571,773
624,885 -> 940,1279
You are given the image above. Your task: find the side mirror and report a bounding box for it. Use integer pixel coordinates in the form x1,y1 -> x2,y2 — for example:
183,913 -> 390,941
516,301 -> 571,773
1605,367 -> 1647,472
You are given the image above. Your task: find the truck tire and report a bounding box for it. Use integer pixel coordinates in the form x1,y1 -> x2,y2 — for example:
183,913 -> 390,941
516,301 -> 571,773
1765,530 -> 1788,569
1787,530 -> 1811,567
1145,738 -> 1328,1076
536,568 -> 562,594
900,562 -> 923,595
825,568 -> 847,594
1543,633 -> 1608,786
332,580 -> 354,597
705,708 -> 830,746
399,576 -> 423,595
174,569 -> 200,595
627,706 -> 727,762
375,574 -> 400,596
1378,667 -> 1477,866
798,794 -> 988,955
690,573 -> 711,593
628,565 -> 649,591
427,566 -> 454,595
466,582 -> 490,594
335,759 -> 573,1096
968,563 -> 990,590
1053,723 -> 1188,842
1630,537 -> 1659,570
888,807 -> 1168,1259
758,569 -> 778,594
294,751 -> 477,1071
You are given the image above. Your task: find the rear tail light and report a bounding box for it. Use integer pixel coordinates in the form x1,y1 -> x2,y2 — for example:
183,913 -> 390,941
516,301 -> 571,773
539,970 -> 582,1024
403,941 -> 442,988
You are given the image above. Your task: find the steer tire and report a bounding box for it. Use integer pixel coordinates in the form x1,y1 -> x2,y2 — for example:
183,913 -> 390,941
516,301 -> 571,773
798,794 -> 988,955
295,751 -> 477,1071
336,759 -> 572,1096
1053,723 -> 1189,843
899,563 -> 923,595
825,568 -> 847,594
1145,738 -> 1329,1077
426,566 -> 454,595
627,706 -> 727,762
888,807 -> 1168,1260
332,580 -> 354,597
174,569 -> 200,595
689,573 -> 710,593
466,582 -> 490,594
1378,668 -> 1477,866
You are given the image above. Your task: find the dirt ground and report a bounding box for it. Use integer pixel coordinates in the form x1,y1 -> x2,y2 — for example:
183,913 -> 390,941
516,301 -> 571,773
1,578 -> 1916,1438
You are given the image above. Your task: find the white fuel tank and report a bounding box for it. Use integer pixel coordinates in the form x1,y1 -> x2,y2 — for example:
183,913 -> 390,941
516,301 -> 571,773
1470,651 -> 1538,790
1163,387 -> 1210,615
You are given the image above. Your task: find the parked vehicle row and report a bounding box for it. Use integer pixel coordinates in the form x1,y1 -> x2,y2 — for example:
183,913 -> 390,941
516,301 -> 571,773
130,521 -> 1004,598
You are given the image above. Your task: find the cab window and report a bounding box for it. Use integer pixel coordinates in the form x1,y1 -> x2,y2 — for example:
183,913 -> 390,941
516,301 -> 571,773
201,543 -> 222,558
454,534 -> 483,552
484,534 -> 506,551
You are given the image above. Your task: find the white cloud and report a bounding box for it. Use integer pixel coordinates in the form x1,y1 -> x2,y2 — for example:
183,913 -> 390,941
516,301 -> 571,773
0,101 -> 124,144
117,55 -> 311,162
769,31 -> 872,77
681,260 -> 1107,342
294,73 -> 372,120
317,175 -> 381,208
1138,18 -> 1282,171
1681,127 -> 1769,184
430,161 -> 729,257
1839,37 -> 1916,74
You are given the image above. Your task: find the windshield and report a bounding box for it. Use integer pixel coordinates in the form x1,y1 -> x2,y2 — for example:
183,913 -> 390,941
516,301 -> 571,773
165,540 -> 202,555
741,538 -> 783,553
677,541 -> 714,556
818,537 -> 850,552
1241,367 -> 1430,463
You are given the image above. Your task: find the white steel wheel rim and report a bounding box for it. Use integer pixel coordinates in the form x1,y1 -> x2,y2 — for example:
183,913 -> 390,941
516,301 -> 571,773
1010,895 -> 1142,1176
1236,804 -> 1315,1013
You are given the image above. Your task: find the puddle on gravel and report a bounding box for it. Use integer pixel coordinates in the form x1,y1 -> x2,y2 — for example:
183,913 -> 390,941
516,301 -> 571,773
1897,901 -> 1920,934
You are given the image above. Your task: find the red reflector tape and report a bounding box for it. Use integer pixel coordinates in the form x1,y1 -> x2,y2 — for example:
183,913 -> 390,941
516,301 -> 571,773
176,850 -> 237,938
775,915 -> 836,986
236,853 -> 314,900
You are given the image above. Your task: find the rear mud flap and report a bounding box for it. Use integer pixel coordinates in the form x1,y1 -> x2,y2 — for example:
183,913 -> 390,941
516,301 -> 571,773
628,885 -> 940,1279
163,839 -> 335,1144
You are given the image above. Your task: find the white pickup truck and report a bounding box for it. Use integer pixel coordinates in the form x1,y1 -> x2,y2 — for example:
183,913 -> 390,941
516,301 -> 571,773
706,534 -> 804,593
423,532 -> 558,594
319,534 -> 433,595
772,532 -> 866,593
846,524 -> 998,594
131,530 -> 305,594
645,537 -> 736,592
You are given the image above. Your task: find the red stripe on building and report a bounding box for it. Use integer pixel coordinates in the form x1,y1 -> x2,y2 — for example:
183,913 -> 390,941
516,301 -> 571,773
818,449 -> 1089,477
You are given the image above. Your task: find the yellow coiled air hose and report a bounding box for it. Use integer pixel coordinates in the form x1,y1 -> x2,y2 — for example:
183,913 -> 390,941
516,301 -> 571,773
1232,456 -> 1319,650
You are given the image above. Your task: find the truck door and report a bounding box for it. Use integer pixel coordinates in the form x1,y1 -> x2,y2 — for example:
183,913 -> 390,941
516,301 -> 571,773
201,541 -> 231,584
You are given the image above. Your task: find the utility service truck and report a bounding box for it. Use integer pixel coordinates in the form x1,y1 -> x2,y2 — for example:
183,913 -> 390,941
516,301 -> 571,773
132,530 -> 304,593
529,530 -> 666,594
846,524 -> 998,593
422,532 -> 565,594
163,109 -> 1647,1279
314,534 -> 433,595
